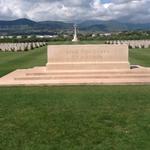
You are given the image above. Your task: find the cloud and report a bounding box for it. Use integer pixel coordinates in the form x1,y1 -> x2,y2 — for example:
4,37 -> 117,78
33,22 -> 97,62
0,0 -> 150,23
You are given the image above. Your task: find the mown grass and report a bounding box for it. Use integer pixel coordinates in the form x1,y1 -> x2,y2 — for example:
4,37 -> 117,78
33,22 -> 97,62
0,46 -> 47,77
0,43 -> 150,150
0,86 -> 150,150
129,48 -> 150,67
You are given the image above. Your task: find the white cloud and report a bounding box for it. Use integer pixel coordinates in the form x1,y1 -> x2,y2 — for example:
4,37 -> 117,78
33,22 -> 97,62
0,0 -> 149,23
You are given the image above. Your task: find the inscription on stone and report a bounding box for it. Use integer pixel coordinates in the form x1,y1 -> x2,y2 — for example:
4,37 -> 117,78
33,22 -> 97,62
48,45 -> 128,62
47,45 -> 130,70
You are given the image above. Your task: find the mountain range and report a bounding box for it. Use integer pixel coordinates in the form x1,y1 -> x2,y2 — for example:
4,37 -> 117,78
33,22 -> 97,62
0,18 -> 149,35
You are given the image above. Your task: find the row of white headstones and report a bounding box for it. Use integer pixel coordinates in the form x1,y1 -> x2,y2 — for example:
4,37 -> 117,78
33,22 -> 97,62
106,40 -> 150,48
0,42 -> 47,52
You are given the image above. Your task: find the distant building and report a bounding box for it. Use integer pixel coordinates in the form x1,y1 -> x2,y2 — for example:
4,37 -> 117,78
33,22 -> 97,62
0,36 -> 13,39
63,34 -> 69,38
8,36 -> 13,39
27,35 -> 32,38
99,33 -> 112,36
0,36 -> 4,39
17,36 -> 22,39
36,35 -> 58,38
92,34 -> 97,37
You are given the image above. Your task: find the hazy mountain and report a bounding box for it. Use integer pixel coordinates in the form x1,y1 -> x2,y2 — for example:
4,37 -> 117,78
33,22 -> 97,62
80,24 -> 107,32
0,18 -> 73,35
125,23 -> 150,31
0,18 -> 36,27
37,21 -> 73,30
79,20 -> 128,32
0,18 -> 149,35
79,20 -> 150,32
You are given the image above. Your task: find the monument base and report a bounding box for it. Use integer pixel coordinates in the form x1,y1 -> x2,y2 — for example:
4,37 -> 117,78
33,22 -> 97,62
1,66 -> 150,86
1,44 -> 150,86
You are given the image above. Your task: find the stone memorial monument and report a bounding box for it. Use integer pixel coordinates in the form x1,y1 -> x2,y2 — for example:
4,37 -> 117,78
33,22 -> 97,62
1,44 -> 150,86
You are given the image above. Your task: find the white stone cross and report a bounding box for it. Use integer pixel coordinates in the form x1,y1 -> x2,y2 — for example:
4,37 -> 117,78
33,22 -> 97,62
72,24 -> 79,42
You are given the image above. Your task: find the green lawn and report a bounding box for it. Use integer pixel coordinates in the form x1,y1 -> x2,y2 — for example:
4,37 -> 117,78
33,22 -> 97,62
129,48 -> 150,67
0,86 -> 150,150
0,44 -> 150,150
0,46 -> 47,77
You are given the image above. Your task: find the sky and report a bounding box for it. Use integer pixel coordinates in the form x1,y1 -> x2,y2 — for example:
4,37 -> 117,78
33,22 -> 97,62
0,0 -> 150,23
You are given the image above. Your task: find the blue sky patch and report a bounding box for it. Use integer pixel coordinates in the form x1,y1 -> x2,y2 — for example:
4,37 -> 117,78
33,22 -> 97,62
101,0 -> 112,3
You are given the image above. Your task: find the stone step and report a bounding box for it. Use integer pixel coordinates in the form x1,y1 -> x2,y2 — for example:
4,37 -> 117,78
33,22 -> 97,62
15,74 -> 150,80
26,70 -> 150,76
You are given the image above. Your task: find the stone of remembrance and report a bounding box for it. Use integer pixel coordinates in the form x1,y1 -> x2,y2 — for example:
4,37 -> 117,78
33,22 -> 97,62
1,44 -> 150,86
